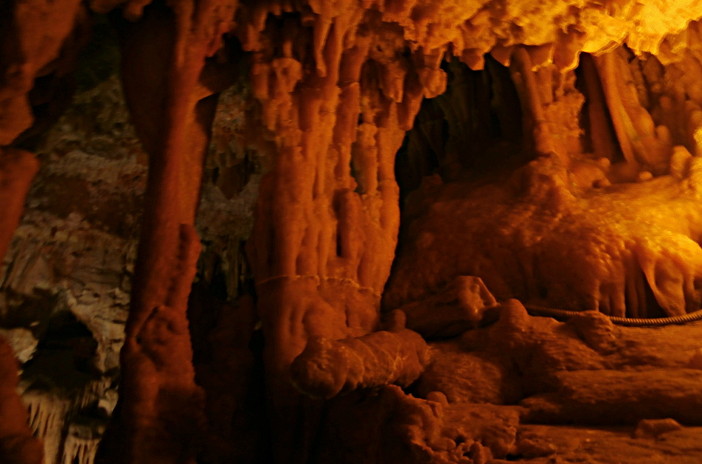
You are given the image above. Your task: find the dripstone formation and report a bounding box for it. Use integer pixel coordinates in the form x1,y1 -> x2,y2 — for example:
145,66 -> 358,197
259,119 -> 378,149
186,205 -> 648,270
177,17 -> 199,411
3,1 -> 702,463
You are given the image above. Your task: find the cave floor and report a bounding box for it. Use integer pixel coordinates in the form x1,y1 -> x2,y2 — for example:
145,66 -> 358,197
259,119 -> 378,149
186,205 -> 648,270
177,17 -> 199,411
501,424 -> 702,463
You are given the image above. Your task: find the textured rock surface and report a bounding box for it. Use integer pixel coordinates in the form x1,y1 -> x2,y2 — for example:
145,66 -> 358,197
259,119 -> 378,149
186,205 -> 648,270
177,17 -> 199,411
0,74 -> 143,464
291,312 -> 430,399
312,384 -> 522,464
385,153 -> 702,317
415,301 -> 702,425
0,341 -> 43,464
2,63 -> 260,464
396,276 -> 499,338
0,149 -> 38,260
503,424 -> 702,463
385,41 -> 702,319
3,1 -> 702,464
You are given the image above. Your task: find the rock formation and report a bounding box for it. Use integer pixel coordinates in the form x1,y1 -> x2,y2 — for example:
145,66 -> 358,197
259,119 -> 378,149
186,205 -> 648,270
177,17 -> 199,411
3,1 -> 702,464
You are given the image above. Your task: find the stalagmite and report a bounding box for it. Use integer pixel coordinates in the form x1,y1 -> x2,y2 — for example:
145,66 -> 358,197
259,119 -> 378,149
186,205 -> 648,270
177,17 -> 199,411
386,145 -> 702,318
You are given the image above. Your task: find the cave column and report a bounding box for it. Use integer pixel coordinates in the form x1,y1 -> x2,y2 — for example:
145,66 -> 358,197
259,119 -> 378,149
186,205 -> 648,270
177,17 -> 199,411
94,1 -> 237,463
239,6 -> 444,462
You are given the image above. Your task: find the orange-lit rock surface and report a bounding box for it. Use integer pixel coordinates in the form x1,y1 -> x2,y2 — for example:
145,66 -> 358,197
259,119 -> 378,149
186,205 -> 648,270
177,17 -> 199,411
0,149 -> 38,260
385,152 -> 702,317
291,311 -> 430,399
386,39 -> 702,319
3,1 -> 702,464
395,276 -> 499,338
94,2 -> 239,462
418,300 -> 702,422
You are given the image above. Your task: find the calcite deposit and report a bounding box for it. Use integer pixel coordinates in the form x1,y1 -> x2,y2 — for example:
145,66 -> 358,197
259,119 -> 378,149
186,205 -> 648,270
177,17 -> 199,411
3,1 -> 702,464
385,153 -> 702,318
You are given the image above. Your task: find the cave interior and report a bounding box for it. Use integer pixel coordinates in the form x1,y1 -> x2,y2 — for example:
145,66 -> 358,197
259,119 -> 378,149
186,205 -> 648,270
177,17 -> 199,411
3,1 -> 702,463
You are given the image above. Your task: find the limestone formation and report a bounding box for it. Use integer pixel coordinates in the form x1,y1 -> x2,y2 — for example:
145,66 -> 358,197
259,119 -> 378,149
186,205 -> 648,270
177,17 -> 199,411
291,311 -> 430,399
3,1 -> 702,464
394,276 -> 499,338
0,340 -> 43,464
385,151 -> 702,318
0,149 -> 38,260
385,41 -> 702,320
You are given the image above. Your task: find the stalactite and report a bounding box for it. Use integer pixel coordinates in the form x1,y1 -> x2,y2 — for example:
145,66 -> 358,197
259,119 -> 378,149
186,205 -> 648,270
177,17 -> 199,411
593,48 -> 673,177
510,47 -> 557,157
61,431 -> 100,464
508,47 -> 585,163
229,3 -> 702,461
578,53 -> 622,163
0,0 -> 85,145
0,342 -> 43,464
385,38 -> 702,321
19,376 -> 114,464
24,392 -> 69,464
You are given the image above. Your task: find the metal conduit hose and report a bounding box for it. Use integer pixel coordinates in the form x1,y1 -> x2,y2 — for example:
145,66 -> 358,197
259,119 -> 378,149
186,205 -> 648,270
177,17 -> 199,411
524,304 -> 702,327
